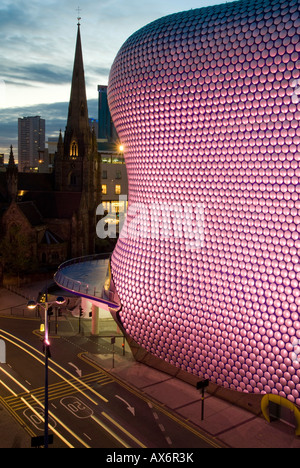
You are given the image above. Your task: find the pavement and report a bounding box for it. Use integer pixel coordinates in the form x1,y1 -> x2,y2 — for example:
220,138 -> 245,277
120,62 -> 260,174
88,353 -> 300,449
1,281 -> 300,449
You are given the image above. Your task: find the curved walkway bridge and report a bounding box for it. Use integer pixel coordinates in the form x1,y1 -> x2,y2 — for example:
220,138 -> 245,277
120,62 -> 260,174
54,253 -> 121,334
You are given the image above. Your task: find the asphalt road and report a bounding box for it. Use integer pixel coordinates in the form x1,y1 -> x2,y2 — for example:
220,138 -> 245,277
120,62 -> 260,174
0,316 -> 221,449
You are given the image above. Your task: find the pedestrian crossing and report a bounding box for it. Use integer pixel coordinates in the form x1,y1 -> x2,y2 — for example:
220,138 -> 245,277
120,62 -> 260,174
3,371 -> 113,412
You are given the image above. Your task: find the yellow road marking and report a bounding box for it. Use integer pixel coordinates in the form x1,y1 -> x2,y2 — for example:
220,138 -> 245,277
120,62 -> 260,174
0,331 -> 107,404
91,414 -> 131,448
101,411 -> 147,448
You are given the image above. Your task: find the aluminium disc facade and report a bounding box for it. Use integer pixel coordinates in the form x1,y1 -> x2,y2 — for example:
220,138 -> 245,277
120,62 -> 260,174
108,0 -> 300,402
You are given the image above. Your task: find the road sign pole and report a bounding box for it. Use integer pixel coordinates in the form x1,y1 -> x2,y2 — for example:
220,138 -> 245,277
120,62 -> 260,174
201,387 -> 205,421
44,302 -> 49,449
111,337 -> 115,369
27,293 -> 65,449
196,379 -> 209,422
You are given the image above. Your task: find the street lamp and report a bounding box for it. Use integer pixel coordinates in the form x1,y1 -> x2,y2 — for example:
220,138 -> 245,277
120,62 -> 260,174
27,295 -> 65,448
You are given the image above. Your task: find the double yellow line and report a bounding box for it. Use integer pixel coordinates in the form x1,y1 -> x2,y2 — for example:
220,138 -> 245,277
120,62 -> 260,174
0,330 -> 107,405
5,372 -> 112,411
0,365 -> 83,448
0,330 -> 147,448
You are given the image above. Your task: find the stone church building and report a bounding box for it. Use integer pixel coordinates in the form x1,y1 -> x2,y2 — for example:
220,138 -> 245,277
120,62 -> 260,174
0,23 -> 101,275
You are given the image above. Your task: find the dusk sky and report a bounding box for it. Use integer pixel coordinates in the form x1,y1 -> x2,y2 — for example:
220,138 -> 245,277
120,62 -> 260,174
0,0 -> 229,159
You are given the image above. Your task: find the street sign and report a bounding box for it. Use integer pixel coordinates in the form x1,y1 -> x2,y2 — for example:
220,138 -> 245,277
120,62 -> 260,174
0,340 -> 6,363
196,379 -> 209,421
196,379 -> 209,390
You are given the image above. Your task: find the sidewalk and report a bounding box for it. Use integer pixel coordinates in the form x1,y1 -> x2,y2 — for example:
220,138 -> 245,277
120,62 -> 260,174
89,351 -> 300,449
0,282 -> 46,318
1,282 -> 300,448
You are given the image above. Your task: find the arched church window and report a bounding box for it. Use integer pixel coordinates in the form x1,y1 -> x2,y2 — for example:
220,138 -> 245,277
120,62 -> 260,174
70,140 -> 78,158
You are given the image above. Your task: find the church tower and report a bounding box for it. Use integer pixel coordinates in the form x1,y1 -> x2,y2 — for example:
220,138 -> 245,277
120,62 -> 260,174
54,18 -> 101,255
6,145 -> 18,202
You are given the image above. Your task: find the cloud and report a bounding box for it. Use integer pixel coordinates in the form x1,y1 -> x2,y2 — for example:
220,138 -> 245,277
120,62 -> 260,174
1,62 -> 72,88
0,121 -> 18,154
0,0 -> 228,157
0,2 -> 33,30
0,98 -> 98,157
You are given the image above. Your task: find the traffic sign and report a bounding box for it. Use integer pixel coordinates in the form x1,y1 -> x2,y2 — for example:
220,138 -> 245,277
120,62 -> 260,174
196,379 -> 209,421
0,340 -> 6,363
196,379 -> 209,390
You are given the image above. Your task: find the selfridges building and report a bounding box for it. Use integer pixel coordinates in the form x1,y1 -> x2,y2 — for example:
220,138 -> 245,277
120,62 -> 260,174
107,0 -> 300,404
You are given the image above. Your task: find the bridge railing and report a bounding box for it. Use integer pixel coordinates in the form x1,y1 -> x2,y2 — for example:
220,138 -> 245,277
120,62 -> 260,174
54,253 -> 120,308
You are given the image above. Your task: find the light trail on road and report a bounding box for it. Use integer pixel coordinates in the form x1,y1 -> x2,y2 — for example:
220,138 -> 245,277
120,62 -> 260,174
0,328 -> 134,448
0,329 -> 106,404
0,324 -> 224,449
0,367 -> 78,448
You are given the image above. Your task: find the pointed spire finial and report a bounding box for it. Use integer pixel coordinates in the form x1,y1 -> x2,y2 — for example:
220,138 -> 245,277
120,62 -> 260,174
7,144 -> 17,172
76,6 -> 82,26
9,145 -> 14,163
64,11 -> 89,154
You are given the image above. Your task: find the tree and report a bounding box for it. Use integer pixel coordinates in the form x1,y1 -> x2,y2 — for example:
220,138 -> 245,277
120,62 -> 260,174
0,224 -> 38,277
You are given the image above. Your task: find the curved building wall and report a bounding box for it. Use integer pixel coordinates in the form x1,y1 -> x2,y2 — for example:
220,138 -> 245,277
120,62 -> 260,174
108,0 -> 300,402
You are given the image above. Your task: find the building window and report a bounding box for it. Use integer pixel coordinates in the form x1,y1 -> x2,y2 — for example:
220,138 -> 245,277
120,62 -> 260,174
102,170 -> 107,179
116,170 -> 122,179
70,140 -> 78,158
101,154 -> 112,164
102,184 -> 107,195
70,173 -> 77,185
115,184 -> 121,195
102,201 -> 110,212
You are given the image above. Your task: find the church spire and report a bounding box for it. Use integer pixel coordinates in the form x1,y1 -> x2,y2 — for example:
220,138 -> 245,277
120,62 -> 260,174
54,16 -> 101,256
65,20 -> 90,154
76,6 -> 82,26
7,145 -> 17,171
6,145 -> 18,201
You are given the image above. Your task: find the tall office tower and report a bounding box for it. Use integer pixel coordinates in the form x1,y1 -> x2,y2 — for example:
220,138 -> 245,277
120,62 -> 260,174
98,85 -> 118,150
98,84 -> 127,228
18,116 -> 45,172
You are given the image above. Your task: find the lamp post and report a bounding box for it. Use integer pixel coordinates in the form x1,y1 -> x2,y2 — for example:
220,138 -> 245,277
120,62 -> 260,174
27,295 -> 65,448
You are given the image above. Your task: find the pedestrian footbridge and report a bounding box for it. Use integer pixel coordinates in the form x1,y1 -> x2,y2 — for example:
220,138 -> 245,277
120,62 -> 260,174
54,254 -> 121,334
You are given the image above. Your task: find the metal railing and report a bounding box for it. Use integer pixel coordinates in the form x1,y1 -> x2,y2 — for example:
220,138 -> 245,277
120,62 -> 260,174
0,304 -> 40,318
54,253 -> 120,308
55,252 -> 112,272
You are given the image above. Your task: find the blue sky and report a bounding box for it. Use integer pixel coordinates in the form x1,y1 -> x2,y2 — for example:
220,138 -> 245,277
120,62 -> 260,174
0,0 -> 229,159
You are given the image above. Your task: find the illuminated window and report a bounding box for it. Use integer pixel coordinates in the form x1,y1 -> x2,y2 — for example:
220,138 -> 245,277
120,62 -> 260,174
111,201 -> 120,213
70,140 -> 78,158
115,184 -> 121,195
102,201 -> 110,212
102,184 -> 107,195
101,155 -> 112,163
